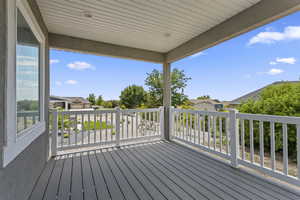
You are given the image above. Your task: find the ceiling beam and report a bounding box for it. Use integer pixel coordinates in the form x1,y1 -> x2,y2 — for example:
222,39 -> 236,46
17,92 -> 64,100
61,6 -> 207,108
49,33 -> 165,63
166,0 -> 300,63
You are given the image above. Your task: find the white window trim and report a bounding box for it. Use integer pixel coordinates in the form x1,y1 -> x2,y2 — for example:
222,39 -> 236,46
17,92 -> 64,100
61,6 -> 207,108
2,0 -> 46,167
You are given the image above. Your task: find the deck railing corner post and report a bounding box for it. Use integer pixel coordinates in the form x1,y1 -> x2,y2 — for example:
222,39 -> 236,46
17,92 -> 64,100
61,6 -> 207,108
170,106 -> 174,140
159,106 -> 164,139
115,107 -> 121,147
229,109 -> 239,168
51,109 -> 58,157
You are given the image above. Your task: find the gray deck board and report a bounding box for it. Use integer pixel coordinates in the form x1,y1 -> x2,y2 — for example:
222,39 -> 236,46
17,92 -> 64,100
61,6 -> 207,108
29,141 -> 300,200
109,149 -> 153,200
71,153 -> 84,200
95,149 -> 125,200
43,156 -> 64,200
152,143 -> 268,200
103,149 -> 140,200
57,155 -> 72,200
89,151 -> 111,200
125,148 -> 195,200
164,142 -> 298,200
113,149 -> 167,200
28,159 -> 56,200
81,152 -> 97,200
134,145 -> 240,200
127,147 -> 212,200
120,148 -> 182,200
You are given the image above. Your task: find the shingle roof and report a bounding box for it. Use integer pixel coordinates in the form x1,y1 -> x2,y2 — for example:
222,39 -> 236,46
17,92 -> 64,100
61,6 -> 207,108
190,99 -> 220,105
50,96 -> 90,104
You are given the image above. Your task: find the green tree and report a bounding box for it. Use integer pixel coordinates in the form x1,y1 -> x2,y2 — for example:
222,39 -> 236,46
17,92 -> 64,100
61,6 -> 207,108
238,82 -> 300,159
102,100 -> 120,108
17,100 -> 39,111
87,93 -> 96,105
109,100 -> 120,108
145,68 -> 191,107
120,85 -> 147,108
96,95 -> 104,106
102,101 -> 113,108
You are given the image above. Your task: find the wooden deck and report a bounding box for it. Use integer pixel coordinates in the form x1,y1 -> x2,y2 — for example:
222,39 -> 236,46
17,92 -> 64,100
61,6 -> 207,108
29,141 -> 300,200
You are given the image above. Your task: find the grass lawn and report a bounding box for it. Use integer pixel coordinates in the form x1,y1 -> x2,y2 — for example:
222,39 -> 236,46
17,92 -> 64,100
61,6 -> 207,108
83,121 -> 113,130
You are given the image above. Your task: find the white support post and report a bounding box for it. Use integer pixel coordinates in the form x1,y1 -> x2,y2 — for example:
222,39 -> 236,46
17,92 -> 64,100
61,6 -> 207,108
163,62 -> 171,140
169,107 -> 174,140
229,109 -> 239,168
115,107 -> 121,147
64,101 -> 68,110
51,110 -> 58,157
160,106 -> 164,139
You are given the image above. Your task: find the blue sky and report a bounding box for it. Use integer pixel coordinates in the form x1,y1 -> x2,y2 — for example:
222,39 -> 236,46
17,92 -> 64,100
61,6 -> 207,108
50,11 -> 300,101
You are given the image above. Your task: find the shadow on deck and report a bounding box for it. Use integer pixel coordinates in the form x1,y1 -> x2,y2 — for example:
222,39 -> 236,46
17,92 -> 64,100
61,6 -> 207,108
29,141 -> 300,200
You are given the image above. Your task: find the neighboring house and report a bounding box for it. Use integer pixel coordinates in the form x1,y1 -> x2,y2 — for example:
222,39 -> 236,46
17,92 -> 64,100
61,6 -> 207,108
230,81 -> 300,106
50,96 -> 91,110
190,99 -> 224,111
49,96 -> 69,110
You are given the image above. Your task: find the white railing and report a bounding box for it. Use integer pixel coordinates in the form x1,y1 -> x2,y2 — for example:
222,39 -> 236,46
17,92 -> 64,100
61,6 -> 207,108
171,108 -> 231,159
51,107 -> 163,154
237,112 -> 300,186
17,111 -> 39,131
171,108 -> 300,186
50,106 -> 300,186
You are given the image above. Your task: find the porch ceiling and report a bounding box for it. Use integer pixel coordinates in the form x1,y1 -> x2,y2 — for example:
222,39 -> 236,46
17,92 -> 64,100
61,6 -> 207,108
36,0 -> 300,63
37,0 -> 260,53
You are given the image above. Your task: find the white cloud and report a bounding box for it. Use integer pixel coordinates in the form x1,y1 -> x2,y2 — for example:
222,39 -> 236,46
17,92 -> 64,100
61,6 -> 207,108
17,56 -> 38,66
248,26 -> 300,45
67,61 -> 95,70
17,60 -> 38,66
276,57 -> 296,64
55,81 -> 62,86
269,61 -> 277,65
65,80 -> 78,85
18,56 -> 36,60
267,68 -> 284,75
190,51 -> 206,58
50,59 -> 60,64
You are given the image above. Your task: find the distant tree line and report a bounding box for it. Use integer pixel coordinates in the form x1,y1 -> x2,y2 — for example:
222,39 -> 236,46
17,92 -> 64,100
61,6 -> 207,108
17,100 -> 39,111
86,68 -> 191,109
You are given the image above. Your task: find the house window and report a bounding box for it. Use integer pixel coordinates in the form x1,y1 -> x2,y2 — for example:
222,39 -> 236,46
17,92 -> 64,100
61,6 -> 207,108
16,8 -> 40,133
2,0 -> 46,167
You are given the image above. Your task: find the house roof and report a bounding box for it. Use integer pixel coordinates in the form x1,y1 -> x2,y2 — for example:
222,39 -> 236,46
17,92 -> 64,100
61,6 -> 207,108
230,81 -> 300,105
49,95 -> 69,101
190,99 -> 221,105
35,0 -> 300,63
50,96 -> 90,104
64,97 -> 90,104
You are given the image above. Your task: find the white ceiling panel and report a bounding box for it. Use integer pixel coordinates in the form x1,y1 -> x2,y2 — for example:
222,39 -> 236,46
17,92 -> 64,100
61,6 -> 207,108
36,0 -> 261,52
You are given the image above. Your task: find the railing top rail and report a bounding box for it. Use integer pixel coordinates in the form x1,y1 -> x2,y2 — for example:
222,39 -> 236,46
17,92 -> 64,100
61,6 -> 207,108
17,111 -> 39,116
59,109 -> 116,115
51,108 -> 161,115
172,108 -> 229,117
121,108 -> 161,113
237,112 -> 300,124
